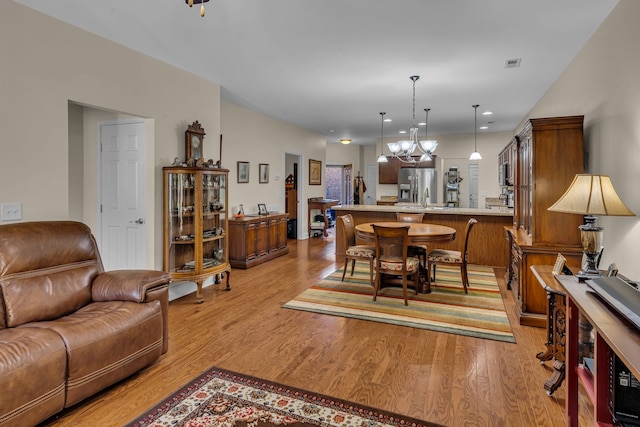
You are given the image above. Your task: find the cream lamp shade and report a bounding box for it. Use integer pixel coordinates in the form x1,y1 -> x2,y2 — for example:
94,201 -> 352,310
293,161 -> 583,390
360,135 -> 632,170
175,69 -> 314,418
548,174 -> 634,279
548,174 -> 634,216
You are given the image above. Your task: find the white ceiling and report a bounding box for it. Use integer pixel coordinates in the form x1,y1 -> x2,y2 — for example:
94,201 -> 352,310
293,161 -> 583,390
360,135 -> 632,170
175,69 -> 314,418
14,0 -> 619,145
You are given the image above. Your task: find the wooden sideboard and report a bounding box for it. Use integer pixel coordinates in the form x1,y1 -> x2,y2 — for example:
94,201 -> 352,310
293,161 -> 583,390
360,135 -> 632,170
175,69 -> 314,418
228,213 -> 289,268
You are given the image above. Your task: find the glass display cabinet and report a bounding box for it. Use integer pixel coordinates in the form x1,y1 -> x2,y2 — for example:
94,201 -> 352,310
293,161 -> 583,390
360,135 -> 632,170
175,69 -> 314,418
163,166 -> 231,303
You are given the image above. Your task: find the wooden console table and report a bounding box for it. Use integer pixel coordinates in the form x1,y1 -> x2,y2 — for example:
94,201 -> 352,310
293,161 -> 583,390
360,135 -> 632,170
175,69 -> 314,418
554,273 -> 640,427
308,198 -> 338,237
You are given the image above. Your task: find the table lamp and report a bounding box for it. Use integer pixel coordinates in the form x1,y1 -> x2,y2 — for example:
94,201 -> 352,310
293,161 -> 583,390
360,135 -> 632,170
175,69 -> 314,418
548,174 -> 635,280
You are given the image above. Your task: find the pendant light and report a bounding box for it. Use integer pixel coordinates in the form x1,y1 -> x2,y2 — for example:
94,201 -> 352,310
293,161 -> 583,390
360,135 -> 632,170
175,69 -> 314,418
418,108 -> 437,161
469,104 -> 482,160
377,112 -> 388,163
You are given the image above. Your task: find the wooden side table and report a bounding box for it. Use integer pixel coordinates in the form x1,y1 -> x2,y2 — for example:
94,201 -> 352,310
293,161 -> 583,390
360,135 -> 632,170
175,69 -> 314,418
531,265 -> 568,395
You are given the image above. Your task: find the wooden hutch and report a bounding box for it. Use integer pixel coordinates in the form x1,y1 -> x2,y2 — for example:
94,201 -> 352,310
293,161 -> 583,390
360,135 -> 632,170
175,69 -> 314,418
505,116 -> 585,327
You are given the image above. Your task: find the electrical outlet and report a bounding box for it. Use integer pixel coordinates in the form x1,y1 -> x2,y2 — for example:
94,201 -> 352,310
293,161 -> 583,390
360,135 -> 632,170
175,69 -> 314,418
1,203 -> 22,221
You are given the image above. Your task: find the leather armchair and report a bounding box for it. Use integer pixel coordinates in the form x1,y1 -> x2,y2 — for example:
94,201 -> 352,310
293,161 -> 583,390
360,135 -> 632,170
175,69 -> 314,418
0,221 -> 170,427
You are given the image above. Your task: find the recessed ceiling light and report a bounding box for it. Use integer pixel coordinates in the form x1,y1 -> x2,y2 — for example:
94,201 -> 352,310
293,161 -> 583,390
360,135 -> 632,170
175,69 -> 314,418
480,126 -> 488,130
482,111 -> 493,115
418,122 -> 426,126
384,118 -> 392,122
340,139 -> 351,145
399,130 -> 407,134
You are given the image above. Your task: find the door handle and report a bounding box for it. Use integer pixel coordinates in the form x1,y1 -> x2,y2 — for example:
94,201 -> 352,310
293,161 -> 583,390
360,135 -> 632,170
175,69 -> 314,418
130,218 -> 145,225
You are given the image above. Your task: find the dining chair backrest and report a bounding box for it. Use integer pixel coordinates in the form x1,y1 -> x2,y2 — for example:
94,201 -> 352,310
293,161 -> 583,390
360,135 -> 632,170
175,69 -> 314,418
462,218 -> 478,261
395,213 -> 424,223
338,214 -> 356,247
372,224 -> 411,267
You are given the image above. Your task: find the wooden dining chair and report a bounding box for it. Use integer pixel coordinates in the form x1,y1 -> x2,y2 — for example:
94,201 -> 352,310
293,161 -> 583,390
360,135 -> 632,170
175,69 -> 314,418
337,214 -> 375,286
426,218 -> 478,293
395,212 -> 427,266
372,224 -> 420,306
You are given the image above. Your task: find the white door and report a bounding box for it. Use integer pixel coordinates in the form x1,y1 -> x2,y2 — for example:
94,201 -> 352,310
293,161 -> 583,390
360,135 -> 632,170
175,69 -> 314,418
365,163 -> 377,205
468,163 -> 479,208
100,121 -> 146,271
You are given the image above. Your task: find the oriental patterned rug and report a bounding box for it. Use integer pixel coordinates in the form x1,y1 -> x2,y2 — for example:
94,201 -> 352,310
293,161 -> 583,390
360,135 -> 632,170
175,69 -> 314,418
283,263 -> 515,343
126,366 -> 442,427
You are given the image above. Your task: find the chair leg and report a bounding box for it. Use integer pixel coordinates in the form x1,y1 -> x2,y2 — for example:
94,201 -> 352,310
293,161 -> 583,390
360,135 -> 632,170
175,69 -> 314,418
373,271 -> 380,302
341,257 -> 350,281
350,259 -> 356,277
426,261 -> 432,286
461,264 -> 469,294
401,274 -> 408,306
369,258 -> 374,287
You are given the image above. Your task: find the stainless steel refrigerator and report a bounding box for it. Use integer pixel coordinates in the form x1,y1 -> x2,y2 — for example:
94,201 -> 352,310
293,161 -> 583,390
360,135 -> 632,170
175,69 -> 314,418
397,168 -> 437,204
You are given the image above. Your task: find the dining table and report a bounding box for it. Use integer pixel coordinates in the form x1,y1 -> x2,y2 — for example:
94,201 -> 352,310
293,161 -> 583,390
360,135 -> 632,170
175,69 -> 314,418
355,221 -> 457,293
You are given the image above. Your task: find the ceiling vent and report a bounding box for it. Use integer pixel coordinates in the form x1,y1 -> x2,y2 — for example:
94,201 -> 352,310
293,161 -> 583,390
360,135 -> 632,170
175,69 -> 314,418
505,58 -> 522,69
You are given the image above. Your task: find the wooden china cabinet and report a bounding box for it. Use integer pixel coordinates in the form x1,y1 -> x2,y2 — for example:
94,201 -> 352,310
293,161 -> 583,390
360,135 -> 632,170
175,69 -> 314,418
163,166 -> 231,303
505,116 -> 585,327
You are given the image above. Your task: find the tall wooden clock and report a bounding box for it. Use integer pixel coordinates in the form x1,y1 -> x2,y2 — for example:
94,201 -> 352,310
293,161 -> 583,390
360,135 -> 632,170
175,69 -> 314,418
185,121 -> 205,161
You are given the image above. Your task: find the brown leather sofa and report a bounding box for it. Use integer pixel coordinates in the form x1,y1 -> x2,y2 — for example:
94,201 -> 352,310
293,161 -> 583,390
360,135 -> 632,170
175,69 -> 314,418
0,221 -> 170,427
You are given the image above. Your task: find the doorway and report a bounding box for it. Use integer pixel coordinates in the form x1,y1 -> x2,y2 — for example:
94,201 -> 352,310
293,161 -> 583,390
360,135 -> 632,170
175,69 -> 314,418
325,164 -> 352,205
99,120 -> 147,270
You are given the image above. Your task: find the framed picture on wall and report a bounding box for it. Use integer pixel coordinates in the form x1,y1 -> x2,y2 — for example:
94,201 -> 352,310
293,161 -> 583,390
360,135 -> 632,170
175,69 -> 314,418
259,163 -> 269,184
237,161 -> 249,183
309,159 -> 321,185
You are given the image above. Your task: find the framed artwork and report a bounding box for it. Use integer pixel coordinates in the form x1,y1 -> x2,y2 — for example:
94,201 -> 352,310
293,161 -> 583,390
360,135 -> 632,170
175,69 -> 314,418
259,163 -> 269,184
237,161 -> 249,183
258,203 -> 268,215
309,159 -> 321,185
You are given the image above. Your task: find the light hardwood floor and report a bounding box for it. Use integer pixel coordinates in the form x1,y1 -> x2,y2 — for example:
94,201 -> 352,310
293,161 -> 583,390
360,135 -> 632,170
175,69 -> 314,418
42,230 -> 595,426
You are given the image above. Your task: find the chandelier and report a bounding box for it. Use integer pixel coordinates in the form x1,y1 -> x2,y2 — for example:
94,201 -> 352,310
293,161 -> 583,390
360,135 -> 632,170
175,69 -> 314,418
186,0 -> 209,17
385,75 -> 438,164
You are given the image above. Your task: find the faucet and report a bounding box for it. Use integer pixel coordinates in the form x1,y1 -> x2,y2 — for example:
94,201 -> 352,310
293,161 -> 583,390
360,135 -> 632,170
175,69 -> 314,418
421,188 -> 429,208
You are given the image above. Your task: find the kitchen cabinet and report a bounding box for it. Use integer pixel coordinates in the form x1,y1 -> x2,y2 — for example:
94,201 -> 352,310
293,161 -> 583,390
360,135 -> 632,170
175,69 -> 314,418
505,116 -> 585,327
163,166 -> 231,303
228,213 -> 289,268
378,156 -> 436,184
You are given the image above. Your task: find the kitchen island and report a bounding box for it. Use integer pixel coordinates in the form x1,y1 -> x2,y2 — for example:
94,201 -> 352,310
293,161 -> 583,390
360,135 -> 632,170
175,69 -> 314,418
333,204 -> 513,268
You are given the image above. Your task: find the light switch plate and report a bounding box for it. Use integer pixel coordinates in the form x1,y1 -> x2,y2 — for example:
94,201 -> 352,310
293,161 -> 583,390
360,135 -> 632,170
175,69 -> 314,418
1,203 -> 22,221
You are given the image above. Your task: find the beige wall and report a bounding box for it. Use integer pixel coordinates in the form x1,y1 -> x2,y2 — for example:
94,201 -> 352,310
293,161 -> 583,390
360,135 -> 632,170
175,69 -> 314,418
0,2 -> 325,273
523,0 -> 640,277
220,101 -> 326,232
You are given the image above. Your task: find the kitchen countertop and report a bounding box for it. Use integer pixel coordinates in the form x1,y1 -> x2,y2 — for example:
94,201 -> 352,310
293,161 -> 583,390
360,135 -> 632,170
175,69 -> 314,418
332,204 -> 513,217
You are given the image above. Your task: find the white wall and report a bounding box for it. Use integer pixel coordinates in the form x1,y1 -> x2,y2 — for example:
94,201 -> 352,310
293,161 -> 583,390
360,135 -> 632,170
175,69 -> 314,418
523,0 -> 640,278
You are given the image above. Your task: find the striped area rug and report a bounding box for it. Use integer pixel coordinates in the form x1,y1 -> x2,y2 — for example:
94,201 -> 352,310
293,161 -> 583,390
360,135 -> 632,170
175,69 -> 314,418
283,263 -> 515,343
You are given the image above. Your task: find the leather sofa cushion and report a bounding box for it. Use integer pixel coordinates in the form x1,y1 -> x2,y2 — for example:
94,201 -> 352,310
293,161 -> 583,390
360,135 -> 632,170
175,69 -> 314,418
1,263 -> 97,328
0,328 -> 66,427
0,221 -> 100,276
23,299 -> 164,407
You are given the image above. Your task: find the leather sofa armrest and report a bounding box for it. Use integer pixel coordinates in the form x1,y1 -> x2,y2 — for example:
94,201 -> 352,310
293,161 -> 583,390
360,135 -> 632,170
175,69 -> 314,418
92,270 -> 171,303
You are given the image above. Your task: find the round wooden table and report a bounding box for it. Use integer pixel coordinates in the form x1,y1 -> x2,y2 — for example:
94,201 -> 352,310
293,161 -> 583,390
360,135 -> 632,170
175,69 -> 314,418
355,222 -> 456,244
355,222 -> 456,293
